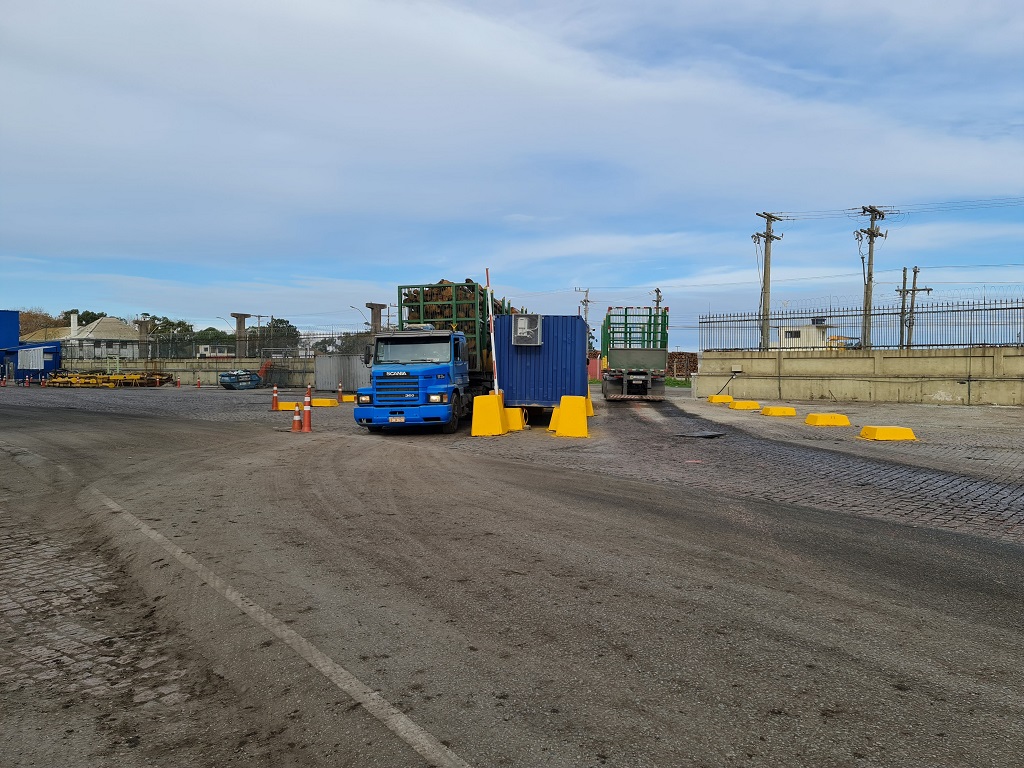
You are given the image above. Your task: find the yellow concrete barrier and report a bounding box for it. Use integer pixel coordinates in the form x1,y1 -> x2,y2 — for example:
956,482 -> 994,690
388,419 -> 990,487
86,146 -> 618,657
729,400 -> 760,410
554,396 -> 588,438
276,401 -> 300,411
859,425 -> 917,441
471,394 -> 508,436
547,406 -> 560,432
762,406 -> 797,417
585,389 -> 595,417
310,398 -> 339,407
341,394 -> 356,403
805,413 -> 852,427
504,407 -> 525,431
708,394 -> 733,404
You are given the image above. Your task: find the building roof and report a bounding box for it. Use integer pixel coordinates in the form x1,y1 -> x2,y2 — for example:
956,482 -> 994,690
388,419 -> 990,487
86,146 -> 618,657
20,327 -> 72,342
20,317 -> 141,343
71,317 -> 140,341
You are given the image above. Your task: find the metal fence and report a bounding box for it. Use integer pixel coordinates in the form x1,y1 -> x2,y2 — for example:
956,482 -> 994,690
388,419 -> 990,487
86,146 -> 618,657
700,299 -> 1024,352
140,330 -> 373,360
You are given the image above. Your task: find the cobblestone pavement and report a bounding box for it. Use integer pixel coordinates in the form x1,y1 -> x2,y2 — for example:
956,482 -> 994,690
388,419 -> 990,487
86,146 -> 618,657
0,511 -> 191,709
666,391 -> 1024,485
636,395 -> 1024,545
448,392 -> 1024,547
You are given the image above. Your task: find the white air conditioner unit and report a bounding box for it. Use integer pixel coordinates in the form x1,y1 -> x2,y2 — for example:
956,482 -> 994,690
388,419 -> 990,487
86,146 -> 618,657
511,314 -> 542,346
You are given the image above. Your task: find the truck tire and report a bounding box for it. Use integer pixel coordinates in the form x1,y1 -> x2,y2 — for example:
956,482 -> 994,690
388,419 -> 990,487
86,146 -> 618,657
441,394 -> 461,433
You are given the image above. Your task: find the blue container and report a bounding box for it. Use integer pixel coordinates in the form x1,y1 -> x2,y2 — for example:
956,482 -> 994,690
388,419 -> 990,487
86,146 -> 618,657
0,310 -> 18,348
493,315 -> 589,407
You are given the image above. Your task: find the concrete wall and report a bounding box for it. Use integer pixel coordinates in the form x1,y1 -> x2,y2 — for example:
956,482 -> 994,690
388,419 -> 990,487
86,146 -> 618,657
695,347 -> 1024,406
139,358 -> 316,388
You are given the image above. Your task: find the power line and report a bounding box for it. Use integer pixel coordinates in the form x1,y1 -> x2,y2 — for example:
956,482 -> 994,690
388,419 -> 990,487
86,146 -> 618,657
771,195 -> 1024,221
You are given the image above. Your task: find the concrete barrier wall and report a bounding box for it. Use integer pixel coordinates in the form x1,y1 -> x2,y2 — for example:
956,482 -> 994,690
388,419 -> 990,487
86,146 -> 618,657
136,358 -> 316,388
695,348 -> 1024,406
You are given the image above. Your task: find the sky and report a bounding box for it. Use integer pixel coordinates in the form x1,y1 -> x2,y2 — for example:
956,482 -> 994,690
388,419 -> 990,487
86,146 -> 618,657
1,0 -> 1022,349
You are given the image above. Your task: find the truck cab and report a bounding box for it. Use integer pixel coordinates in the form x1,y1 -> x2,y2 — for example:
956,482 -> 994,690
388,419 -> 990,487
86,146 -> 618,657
354,328 -> 472,432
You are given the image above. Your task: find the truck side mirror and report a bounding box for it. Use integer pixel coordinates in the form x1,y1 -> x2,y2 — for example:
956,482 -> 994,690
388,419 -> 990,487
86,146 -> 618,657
363,345 -> 372,367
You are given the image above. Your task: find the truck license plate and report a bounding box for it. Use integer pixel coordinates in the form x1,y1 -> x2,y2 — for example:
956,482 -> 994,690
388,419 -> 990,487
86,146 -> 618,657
388,416 -> 405,423
629,377 -> 646,381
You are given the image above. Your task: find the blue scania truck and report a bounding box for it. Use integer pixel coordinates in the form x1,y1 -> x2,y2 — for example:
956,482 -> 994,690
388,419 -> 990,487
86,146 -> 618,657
354,280 -> 510,433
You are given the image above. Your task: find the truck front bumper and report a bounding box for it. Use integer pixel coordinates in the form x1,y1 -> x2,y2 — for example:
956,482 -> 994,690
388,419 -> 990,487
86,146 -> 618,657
354,404 -> 453,426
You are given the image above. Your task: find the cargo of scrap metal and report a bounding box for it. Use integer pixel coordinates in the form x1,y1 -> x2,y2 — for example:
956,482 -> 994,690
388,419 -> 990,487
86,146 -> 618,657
601,306 -> 669,401
493,314 -> 589,407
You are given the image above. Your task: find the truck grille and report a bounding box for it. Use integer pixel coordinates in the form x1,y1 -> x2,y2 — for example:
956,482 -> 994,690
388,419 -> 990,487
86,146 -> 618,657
374,376 -> 421,403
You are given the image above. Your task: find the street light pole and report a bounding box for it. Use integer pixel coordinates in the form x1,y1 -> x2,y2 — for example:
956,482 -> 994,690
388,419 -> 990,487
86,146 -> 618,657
350,306 -> 369,330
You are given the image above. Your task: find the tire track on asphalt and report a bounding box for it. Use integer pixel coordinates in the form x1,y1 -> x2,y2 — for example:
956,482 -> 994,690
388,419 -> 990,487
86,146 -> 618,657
90,487 -> 473,768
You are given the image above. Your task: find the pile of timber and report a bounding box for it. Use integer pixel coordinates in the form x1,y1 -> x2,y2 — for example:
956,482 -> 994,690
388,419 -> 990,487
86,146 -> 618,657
667,351 -> 698,377
402,279 -> 511,323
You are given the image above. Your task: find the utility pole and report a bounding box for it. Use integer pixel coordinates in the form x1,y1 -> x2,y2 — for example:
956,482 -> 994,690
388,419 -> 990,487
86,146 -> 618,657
652,287 -> 663,312
905,266 -> 931,348
753,213 -> 783,351
897,268 -> 909,349
575,287 -> 592,328
856,206 -> 888,350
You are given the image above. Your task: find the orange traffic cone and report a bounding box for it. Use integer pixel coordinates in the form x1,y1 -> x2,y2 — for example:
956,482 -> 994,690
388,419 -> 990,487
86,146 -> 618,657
176,376 -> 181,388
337,381 -> 342,403
301,391 -> 313,432
271,385 -> 279,411
196,377 -> 201,388
290,404 -> 302,432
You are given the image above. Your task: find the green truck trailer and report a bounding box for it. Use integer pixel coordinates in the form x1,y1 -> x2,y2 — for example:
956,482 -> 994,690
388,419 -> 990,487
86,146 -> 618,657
600,306 -> 669,401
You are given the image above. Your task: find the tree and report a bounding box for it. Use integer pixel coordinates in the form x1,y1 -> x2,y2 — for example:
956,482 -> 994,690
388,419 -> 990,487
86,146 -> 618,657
141,314 -> 193,334
310,331 -> 373,354
194,327 -> 232,343
17,307 -> 62,336
248,317 -> 300,352
60,308 -> 107,326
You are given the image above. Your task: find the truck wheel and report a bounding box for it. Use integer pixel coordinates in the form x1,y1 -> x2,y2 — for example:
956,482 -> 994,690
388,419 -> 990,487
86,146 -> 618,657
366,425 -> 383,433
441,394 -> 461,433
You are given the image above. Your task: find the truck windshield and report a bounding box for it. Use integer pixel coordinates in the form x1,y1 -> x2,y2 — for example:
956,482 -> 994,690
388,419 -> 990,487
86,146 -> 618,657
376,338 -> 451,364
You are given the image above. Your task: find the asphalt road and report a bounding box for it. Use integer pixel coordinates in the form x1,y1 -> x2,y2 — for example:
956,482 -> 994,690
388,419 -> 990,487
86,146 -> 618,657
2,390 -> 1023,768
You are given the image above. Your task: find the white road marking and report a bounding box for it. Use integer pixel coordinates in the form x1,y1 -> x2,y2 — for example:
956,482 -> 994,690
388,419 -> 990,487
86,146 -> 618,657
92,488 -> 473,768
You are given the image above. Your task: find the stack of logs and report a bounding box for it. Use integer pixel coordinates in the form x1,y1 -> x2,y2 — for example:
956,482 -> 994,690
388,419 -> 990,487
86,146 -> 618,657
666,351 -> 698,378
401,279 -> 508,322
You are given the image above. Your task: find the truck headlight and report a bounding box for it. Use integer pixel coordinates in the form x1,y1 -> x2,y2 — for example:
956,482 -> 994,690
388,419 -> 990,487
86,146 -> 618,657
357,394 -> 372,404
428,393 -> 447,403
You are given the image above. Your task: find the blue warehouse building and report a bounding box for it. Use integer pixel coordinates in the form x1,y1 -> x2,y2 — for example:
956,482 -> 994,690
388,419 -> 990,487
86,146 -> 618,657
0,310 -> 63,381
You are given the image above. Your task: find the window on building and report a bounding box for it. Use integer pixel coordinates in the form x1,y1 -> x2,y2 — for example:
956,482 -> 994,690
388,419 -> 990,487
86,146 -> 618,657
784,330 -> 802,339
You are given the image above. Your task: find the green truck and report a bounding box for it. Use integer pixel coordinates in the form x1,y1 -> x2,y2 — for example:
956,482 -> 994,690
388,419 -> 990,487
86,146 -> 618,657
600,306 -> 669,401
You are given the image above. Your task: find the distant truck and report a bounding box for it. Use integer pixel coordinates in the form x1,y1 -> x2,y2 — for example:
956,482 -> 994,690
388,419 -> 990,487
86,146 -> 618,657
354,280 -> 511,433
600,306 -> 669,401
